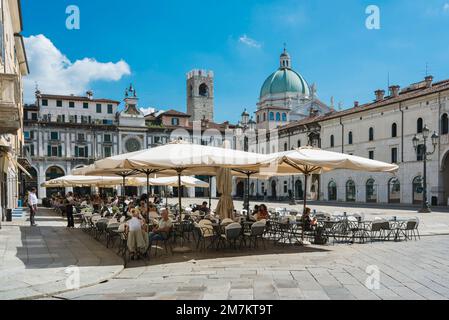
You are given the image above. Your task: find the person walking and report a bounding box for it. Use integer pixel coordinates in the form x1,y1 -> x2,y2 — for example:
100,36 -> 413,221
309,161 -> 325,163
28,188 -> 38,227
65,192 -> 75,228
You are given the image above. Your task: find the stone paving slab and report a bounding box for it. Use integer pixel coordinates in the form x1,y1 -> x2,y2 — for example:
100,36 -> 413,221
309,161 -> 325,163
0,208 -> 123,300
54,233 -> 449,300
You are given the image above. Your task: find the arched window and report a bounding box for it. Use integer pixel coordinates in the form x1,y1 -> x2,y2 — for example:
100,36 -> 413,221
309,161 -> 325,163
392,123 -> 397,138
442,114 -> 449,135
366,179 -> 377,203
189,85 -> 193,97
45,166 -> 66,198
417,118 -> 423,133
413,176 -> 424,204
369,127 -> 374,141
328,181 -> 337,201
346,180 -> 356,202
269,112 -> 274,121
282,113 -> 287,122
348,131 -> 353,145
330,135 -> 335,148
199,83 -> 209,97
295,180 -> 303,199
256,115 -> 260,123
388,178 -> 400,203
276,112 -> 281,121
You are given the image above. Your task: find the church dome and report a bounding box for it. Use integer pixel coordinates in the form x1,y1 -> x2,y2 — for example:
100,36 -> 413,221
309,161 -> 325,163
259,49 -> 310,100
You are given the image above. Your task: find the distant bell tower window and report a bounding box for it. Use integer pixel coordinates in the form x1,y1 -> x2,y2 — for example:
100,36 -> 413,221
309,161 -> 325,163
199,83 -> 209,97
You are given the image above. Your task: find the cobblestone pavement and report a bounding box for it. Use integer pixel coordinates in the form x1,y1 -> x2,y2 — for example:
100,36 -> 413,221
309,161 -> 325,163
0,208 -> 123,300
54,235 -> 449,300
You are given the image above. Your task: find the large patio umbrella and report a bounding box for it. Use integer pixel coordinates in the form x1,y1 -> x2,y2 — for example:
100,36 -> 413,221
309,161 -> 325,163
41,175 -> 139,188
74,140 -> 271,219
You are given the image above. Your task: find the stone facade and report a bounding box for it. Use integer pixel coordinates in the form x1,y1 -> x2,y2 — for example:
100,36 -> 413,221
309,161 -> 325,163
186,70 -> 214,122
235,74 -> 449,206
0,0 -> 29,222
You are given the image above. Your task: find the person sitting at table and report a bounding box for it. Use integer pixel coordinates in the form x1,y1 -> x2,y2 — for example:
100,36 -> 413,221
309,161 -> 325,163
301,207 -> 317,231
149,208 -> 173,243
197,201 -> 210,215
256,204 -> 270,221
125,208 -> 148,260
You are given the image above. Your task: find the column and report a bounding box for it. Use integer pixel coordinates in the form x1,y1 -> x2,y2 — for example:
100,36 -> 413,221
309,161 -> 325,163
210,177 -> 217,198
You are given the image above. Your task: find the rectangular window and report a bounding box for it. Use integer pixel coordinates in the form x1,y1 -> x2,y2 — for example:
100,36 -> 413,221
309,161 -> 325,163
24,131 -> 30,139
391,148 -> 398,164
369,151 -> 374,160
104,146 -> 112,158
81,116 -> 88,124
30,145 -> 35,157
77,133 -> 85,141
171,118 -> 180,126
96,104 -> 102,113
107,104 -> 113,114
104,134 -> 112,143
48,145 -> 61,157
50,132 -> 59,140
69,101 -> 75,108
56,100 -> 63,107
83,102 -> 89,109
42,99 -> 48,106
31,113 -> 38,121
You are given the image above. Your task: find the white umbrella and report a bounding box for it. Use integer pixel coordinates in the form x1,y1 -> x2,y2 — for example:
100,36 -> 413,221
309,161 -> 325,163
41,175 -> 138,188
74,140 -> 272,217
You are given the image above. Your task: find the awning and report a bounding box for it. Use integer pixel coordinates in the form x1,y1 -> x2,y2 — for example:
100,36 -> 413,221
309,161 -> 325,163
6,153 -> 33,179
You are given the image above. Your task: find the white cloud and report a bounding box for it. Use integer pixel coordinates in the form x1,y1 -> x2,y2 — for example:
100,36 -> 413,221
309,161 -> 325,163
444,3 -> 449,12
238,35 -> 262,48
23,34 -> 131,102
140,107 -> 157,116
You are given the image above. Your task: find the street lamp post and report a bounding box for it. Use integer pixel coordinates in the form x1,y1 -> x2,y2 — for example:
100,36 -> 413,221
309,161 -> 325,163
412,125 -> 439,213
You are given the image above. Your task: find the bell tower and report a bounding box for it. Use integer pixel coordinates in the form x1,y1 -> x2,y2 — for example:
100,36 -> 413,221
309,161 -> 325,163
186,69 -> 214,122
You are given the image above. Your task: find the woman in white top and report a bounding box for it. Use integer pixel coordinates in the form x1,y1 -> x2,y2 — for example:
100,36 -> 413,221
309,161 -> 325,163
126,208 -> 148,259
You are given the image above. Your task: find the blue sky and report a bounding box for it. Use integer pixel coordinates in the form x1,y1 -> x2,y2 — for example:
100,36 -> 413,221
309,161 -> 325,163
22,0 -> 449,123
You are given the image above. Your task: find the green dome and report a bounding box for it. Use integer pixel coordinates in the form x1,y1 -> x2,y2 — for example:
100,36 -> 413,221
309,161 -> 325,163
260,68 -> 310,99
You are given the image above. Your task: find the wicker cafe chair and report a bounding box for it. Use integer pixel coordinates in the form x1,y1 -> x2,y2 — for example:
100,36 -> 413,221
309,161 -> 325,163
218,223 -> 242,249
193,221 -> 215,251
243,220 -> 266,249
105,222 -> 120,248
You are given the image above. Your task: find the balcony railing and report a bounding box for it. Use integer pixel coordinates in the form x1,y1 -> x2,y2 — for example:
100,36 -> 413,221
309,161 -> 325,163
0,73 -> 21,134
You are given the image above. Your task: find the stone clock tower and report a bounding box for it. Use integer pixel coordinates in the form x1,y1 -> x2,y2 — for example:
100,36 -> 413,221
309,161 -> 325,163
186,69 -> 214,122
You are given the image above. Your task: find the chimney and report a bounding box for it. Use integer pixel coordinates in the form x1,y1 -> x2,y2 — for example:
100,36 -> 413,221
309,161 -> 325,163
375,89 -> 385,102
425,75 -> 434,88
389,85 -> 400,97
354,101 -> 359,108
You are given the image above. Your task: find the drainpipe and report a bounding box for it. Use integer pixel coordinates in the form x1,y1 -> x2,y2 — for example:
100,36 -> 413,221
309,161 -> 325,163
399,102 -> 404,163
339,117 -> 344,153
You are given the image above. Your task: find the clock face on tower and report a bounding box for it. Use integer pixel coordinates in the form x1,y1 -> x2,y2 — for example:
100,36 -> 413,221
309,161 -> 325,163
125,137 -> 141,152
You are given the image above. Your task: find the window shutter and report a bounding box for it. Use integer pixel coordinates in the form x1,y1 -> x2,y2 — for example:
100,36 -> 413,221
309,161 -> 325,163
85,146 -> 89,158
58,146 -> 62,157
75,146 -> 79,157
47,145 -> 51,157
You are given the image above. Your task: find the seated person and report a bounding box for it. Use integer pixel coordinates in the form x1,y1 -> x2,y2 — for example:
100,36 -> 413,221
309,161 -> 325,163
125,208 -> 148,259
197,201 -> 210,215
149,208 -> 173,242
256,204 -> 269,221
301,207 -> 317,231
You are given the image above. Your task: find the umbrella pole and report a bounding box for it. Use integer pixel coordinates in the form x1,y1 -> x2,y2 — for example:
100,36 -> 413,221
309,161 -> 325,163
146,171 -> 150,220
177,171 -> 182,222
301,173 -> 309,242
208,176 -> 212,210
122,175 -> 126,216
165,185 -> 168,207
246,173 -> 251,220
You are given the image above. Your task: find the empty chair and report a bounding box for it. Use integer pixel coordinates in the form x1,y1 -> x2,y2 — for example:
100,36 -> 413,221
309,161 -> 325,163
194,221 -> 215,251
398,218 -> 420,241
219,223 -> 242,249
370,220 -> 384,242
243,220 -> 266,249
